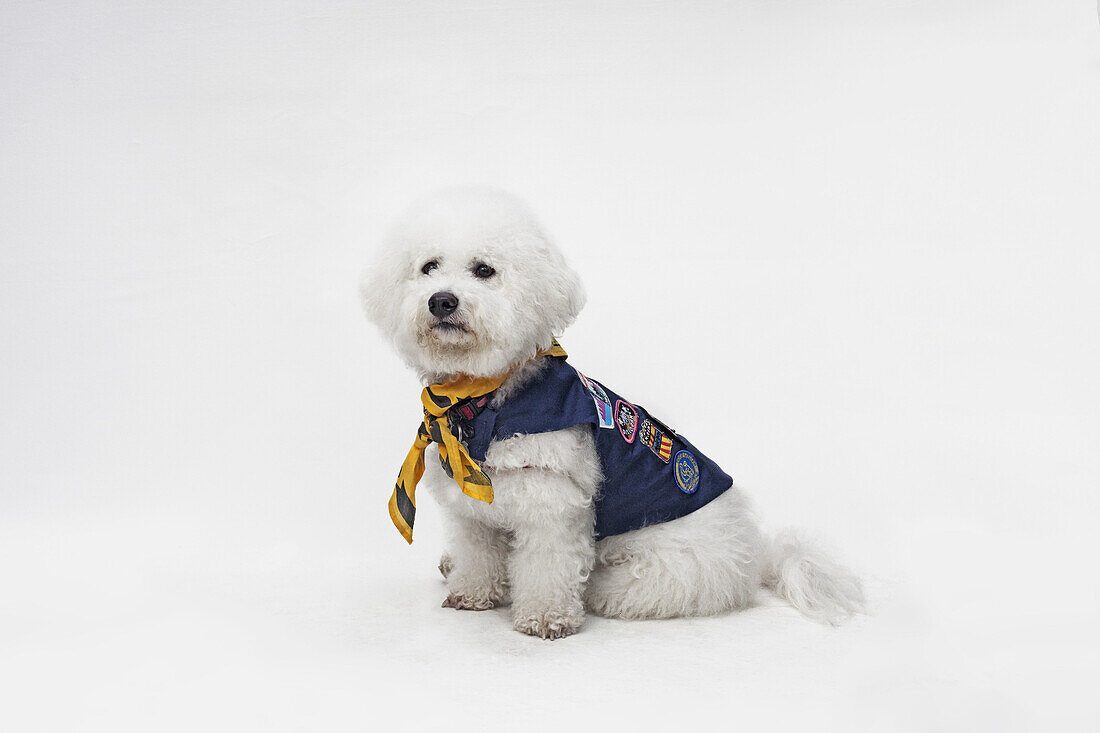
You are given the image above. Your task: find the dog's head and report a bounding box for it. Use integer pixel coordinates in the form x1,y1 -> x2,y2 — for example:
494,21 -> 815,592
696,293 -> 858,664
361,188 -> 586,382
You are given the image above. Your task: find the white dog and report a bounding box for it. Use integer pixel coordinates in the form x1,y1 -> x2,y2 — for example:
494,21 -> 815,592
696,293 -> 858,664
361,188 -> 864,639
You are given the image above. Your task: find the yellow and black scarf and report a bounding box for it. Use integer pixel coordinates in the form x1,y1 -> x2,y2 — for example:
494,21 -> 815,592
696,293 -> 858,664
388,340 -> 568,543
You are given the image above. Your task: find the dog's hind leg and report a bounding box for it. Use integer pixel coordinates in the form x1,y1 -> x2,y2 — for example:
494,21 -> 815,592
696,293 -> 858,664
585,487 -> 765,619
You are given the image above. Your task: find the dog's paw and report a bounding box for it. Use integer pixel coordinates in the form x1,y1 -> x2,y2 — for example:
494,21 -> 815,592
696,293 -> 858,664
438,554 -> 453,579
513,610 -> 581,640
442,593 -> 495,611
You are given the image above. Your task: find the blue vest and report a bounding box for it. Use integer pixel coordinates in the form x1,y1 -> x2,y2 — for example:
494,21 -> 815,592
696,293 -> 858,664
456,356 -> 733,539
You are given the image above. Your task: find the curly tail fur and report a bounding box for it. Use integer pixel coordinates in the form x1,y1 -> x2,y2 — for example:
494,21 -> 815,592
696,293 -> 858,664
762,529 -> 865,625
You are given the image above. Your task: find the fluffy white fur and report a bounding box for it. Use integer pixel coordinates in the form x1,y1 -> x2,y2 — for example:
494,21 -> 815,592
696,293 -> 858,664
361,187 -> 865,639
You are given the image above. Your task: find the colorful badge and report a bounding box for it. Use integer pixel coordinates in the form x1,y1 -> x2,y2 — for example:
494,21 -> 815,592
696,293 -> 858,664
674,450 -> 700,493
655,434 -> 673,462
639,419 -> 673,463
614,400 -> 638,443
577,371 -> 615,429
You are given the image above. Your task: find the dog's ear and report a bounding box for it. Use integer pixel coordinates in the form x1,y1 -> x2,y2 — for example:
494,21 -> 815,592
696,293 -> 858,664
540,255 -> 587,335
358,245 -> 406,334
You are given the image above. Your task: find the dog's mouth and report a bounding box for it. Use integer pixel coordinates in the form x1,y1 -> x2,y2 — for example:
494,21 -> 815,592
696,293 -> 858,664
431,320 -> 470,333
427,319 -> 477,345
420,315 -> 478,351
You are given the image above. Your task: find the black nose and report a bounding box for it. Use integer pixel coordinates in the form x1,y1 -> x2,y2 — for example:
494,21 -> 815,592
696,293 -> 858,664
428,291 -> 459,318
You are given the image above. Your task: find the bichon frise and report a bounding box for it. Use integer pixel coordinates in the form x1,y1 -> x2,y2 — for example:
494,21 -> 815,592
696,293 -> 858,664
361,188 -> 864,639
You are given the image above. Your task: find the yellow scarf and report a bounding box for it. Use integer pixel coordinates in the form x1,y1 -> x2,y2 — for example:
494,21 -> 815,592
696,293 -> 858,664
388,340 -> 568,543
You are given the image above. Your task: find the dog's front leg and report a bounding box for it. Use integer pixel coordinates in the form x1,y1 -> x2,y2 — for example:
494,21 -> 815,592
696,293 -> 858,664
440,512 -> 510,610
508,471 -> 596,640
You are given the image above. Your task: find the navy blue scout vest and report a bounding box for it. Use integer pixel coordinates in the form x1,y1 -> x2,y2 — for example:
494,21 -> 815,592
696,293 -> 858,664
454,355 -> 733,539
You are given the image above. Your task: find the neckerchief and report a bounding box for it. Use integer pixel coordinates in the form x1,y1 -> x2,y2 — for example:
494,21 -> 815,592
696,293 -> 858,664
388,339 -> 568,543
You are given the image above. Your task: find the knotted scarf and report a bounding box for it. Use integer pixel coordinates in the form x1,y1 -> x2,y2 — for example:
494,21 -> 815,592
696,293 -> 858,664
388,340 -> 568,543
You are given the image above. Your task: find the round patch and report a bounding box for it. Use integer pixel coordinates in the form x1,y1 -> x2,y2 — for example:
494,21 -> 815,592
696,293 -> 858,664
674,450 -> 700,494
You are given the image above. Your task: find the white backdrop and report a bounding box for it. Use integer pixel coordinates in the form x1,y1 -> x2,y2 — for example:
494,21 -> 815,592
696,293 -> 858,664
2,1 -> 1098,730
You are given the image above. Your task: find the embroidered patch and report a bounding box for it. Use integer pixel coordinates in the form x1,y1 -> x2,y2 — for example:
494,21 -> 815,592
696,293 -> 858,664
614,400 -> 639,443
639,419 -> 673,463
577,371 -> 615,429
656,434 -> 673,462
674,450 -> 700,493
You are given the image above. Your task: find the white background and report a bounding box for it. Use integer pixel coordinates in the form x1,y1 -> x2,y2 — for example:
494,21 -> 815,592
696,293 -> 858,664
2,1 -> 1099,730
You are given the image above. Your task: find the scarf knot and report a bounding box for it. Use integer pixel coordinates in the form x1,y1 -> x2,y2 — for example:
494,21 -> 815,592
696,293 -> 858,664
388,339 -> 568,543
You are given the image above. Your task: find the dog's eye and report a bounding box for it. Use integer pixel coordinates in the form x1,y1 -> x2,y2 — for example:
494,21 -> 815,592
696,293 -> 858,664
472,263 -> 496,279
421,260 -> 439,275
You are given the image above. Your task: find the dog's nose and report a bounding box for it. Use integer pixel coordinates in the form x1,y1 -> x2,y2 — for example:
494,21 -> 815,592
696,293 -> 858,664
428,291 -> 459,318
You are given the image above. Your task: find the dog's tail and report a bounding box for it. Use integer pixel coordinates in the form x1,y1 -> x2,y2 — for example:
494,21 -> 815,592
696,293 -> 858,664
761,528 -> 865,625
